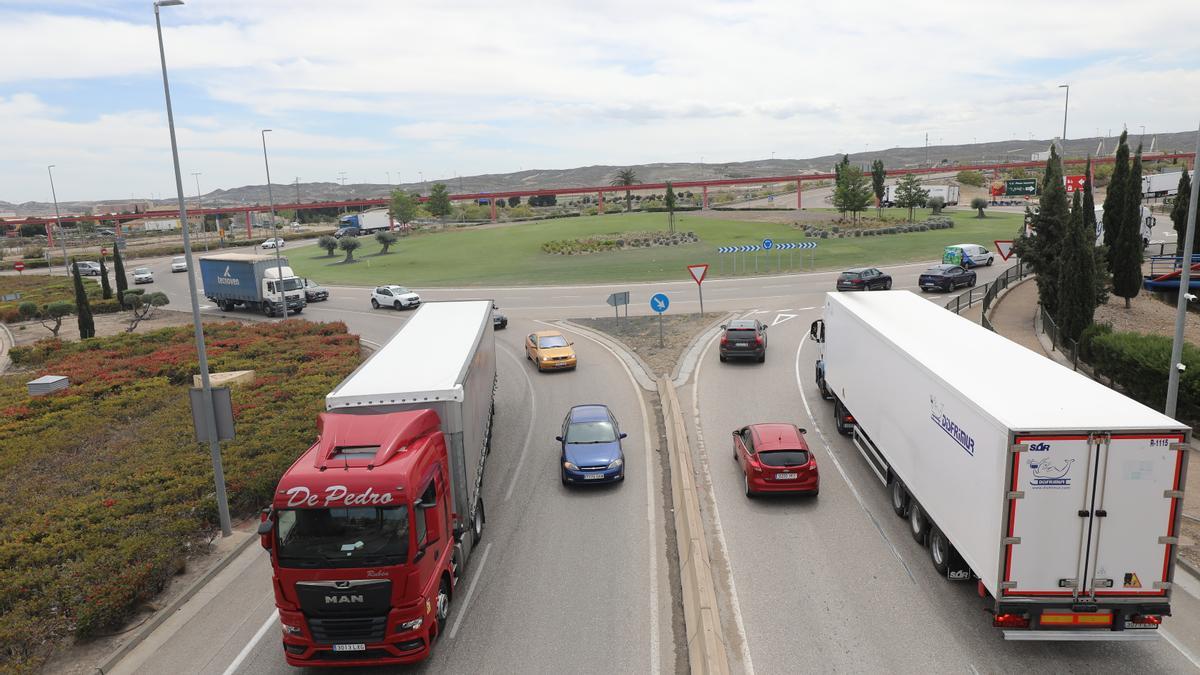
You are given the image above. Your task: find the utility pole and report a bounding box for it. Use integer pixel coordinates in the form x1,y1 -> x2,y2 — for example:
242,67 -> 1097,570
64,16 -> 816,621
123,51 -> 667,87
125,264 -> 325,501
925,133 -> 929,166
47,165 -> 69,275
294,177 -> 301,214
1058,84 -> 1069,142
192,171 -> 208,251
262,129 -> 286,322
1166,122 -> 1200,419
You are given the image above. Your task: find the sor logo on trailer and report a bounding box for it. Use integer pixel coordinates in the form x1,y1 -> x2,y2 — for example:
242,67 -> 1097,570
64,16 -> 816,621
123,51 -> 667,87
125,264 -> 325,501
1027,442 -> 1050,452
929,396 -> 976,456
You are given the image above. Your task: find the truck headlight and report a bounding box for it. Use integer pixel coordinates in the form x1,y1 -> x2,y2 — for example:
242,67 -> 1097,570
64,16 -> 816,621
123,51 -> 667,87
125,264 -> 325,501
607,458 -> 624,469
397,618 -> 423,633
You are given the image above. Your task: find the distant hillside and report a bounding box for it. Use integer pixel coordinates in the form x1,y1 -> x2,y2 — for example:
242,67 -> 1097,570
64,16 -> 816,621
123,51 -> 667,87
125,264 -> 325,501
5,130 -> 1193,217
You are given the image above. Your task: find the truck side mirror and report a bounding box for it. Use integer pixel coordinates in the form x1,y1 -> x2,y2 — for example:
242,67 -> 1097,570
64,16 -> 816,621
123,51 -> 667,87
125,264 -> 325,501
809,320 -> 824,343
257,507 -> 274,550
555,435 -> 563,442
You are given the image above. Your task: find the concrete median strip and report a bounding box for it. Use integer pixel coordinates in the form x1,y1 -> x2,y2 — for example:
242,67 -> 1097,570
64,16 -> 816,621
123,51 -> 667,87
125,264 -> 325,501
658,375 -> 730,675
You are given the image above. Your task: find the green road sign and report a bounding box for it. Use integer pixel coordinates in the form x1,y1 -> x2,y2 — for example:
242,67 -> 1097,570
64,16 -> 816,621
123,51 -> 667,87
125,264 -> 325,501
1005,179 -> 1037,196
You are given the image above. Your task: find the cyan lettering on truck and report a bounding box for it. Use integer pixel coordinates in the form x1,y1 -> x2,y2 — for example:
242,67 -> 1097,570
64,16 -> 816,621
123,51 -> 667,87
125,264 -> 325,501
259,409 -> 459,667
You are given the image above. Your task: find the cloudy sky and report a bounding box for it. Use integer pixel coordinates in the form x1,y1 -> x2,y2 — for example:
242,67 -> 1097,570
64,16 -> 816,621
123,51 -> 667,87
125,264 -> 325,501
2,0 -> 1199,203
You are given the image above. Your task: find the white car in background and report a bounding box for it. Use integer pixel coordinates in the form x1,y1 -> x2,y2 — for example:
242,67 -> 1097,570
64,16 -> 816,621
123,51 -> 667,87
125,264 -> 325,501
260,237 -> 285,249
132,267 -> 154,284
73,260 -> 102,276
370,285 -> 421,310
170,256 -> 187,273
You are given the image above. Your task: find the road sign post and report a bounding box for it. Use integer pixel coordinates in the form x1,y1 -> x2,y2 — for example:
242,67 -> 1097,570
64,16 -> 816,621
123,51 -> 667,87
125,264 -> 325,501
650,292 -> 670,348
606,291 -> 630,321
688,264 -> 708,315
13,261 -> 25,273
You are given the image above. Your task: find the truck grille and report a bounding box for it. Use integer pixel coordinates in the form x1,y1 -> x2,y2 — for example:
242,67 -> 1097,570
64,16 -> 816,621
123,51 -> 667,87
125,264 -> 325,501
308,616 -> 388,644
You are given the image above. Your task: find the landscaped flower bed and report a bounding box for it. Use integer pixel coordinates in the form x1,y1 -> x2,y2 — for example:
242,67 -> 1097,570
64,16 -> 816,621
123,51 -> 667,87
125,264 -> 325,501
541,230 -> 700,255
0,320 -> 360,672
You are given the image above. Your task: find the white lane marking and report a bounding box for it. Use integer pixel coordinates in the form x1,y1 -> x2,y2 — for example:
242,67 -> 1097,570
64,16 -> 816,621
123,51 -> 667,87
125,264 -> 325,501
1161,628 -> 1200,671
501,344 -> 538,503
794,333 -> 916,583
221,609 -> 277,675
794,306 -> 816,311
448,542 -> 492,639
771,313 -> 797,326
747,309 -> 769,314
692,323 -> 755,675
539,319 -> 661,674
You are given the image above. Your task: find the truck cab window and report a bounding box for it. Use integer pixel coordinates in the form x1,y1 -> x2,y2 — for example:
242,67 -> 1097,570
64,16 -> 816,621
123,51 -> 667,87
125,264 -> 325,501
416,480 -> 437,548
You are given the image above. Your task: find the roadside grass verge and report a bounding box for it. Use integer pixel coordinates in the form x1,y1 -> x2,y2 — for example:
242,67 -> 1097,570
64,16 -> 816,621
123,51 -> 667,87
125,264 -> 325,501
0,321 -> 360,673
288,210 -> 1021,286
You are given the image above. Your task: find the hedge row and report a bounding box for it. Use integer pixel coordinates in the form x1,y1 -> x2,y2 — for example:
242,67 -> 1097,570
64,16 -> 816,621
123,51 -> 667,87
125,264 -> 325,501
1079,324 -> 1200,427
0,320 -> 360,672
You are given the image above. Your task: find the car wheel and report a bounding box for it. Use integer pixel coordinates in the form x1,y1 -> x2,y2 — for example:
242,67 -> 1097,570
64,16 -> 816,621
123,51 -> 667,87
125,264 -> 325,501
757,353 -> 765,363
293,307 -> 302,314
929,525 -> 952,575
744,474 -> 756,499
890,479 -> 908,517
394,301 -> 403,310
909,501 -> 928,544
884,279 -> 892,290
920,287 -> 929,293
943,283 -> 952,293
371,298 -> 380,309
435,577 -> 451,637
986,257 -> 994,266
561,471 -> 568,486
719,354 -> 727,362
969,276 -> 977,287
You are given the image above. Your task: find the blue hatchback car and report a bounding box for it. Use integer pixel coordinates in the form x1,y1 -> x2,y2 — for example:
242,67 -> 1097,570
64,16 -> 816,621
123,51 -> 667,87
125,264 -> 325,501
557,404 -> 627,485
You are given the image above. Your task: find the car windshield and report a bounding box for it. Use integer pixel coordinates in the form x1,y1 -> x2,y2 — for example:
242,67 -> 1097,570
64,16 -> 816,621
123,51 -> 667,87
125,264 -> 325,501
276,506 -> 409,568
173,258 -> 185,264
390,287 -> 410,294
539,335 -> 568,348
566,420 -> 618,443
758,450 -> 810,467
134,268 -> 150,274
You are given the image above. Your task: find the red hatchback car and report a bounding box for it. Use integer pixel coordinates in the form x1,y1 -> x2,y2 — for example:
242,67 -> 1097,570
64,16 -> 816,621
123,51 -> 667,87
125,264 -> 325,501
733,423 -> 819,498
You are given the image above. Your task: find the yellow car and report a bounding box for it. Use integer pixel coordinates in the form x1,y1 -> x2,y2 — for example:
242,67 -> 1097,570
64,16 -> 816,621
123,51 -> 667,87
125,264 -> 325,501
526,330 -> 577,371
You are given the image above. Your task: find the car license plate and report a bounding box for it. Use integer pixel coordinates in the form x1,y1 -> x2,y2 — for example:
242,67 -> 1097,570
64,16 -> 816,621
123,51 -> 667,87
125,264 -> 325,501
333,644 -> 366,652
735,342 -> 748,347
584,473 -> 605,480
775,472 -> 798,480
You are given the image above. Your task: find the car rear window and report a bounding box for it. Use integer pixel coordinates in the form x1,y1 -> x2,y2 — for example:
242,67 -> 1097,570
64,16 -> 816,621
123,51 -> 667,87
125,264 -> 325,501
758,450 -> 809,467
838,272 -> 861,281
726,329 -> 756,339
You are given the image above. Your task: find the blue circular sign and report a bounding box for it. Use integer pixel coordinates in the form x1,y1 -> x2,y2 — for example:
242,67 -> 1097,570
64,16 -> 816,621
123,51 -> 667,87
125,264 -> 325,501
650,293 -> 670,313
762,238 -> 774,250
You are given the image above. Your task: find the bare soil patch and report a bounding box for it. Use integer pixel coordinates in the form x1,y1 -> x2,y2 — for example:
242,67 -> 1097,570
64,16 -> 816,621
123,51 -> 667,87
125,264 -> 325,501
8,308 -> 222,349
1094,292 -> 1200,347
574,313 -> 718,376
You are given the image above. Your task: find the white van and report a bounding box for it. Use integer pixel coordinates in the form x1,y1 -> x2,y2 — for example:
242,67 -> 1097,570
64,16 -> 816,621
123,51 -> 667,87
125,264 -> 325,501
942,244 -> 995,268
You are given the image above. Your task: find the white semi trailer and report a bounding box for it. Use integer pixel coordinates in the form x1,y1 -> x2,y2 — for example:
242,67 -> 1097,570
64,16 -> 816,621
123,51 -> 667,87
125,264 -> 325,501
810,291 -> 1190,639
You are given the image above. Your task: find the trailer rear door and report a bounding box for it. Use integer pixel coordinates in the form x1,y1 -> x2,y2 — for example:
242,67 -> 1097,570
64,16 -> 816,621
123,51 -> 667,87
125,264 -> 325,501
1087,433 -> 1186,598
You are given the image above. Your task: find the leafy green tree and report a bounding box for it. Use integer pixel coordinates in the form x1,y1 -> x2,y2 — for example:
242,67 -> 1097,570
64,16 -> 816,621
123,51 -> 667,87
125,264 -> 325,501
970,197 -> 988,218
37,301 -> 73,337
610,168 -> 638,212
99,258 -> 113,299
426,183 -> 452,221
1056,190 -> 1097,341
833,166 -> 872,221
1171,169 -> 1196,256
507,196 -> 521,207
870,160 -> 886,215
71,261 -> 95,339
112,244 -> 129,306
390,190 -> 419,227
1111,144 -> 1145,308
125,291 -> 169,332
375,230 -> 398,254
664,181 -> 677,233
928,196 -> 945,214
1083,158 -> 1110,306
893,173 -> 929,222
317,235 -> 338,256
338,237 -> 361,262
1013,144 -> 1069,316
1101,131 -> 1130,265
956,170 -> 986,187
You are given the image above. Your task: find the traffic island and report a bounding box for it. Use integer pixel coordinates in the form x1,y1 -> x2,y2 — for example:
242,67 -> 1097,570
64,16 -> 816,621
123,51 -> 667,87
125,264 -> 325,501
573,313 -> 727,378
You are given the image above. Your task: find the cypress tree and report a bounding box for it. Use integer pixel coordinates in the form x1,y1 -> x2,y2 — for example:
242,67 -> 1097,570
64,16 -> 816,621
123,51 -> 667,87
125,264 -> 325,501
1172,169 -> 1195,256
112,244 -> 128,306
99,258 -> 113,300
1021,144 -> 1069,316
1111,144 -> 1145,308
71,260 -> 95,339
1101,130 -> 1130,266
1056,190 -> 1096,342
1083,158 -> 1110,305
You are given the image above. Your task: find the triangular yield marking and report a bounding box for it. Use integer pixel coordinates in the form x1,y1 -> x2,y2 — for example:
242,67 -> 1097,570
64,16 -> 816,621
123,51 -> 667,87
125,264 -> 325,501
772,313 -> 798,326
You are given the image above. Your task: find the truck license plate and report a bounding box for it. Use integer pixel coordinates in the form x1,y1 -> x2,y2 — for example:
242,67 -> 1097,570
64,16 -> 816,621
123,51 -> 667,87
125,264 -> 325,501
333,644 -> 366,652
775,472 -> 797,480
584,473 -> 605,480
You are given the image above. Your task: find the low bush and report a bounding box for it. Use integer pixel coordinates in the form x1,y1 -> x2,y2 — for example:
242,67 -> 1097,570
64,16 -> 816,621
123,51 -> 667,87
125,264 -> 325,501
0,320 -> 360,671
1084,328 -> 1200,426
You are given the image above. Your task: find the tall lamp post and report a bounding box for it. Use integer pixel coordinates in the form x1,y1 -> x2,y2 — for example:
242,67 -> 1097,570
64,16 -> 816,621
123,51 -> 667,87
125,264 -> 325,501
1166,123 -> 1200,419
191,171 -> 208,251
1058,84 -> 1070,143
261,129 -> 287,321
47,165 -> 70,274
155,0 -> 232,537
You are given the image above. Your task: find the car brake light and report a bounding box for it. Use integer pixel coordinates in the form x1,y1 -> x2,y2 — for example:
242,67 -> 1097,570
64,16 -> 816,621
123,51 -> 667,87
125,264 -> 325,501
755,335 -> 763,345
720,335 -> 728,346
993,613 -> 1030,629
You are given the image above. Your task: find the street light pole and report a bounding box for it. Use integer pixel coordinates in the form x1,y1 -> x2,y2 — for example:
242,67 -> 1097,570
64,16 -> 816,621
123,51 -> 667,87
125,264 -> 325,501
1058,84 -> 1069,143
261,129 -> 287,322
155,0 -> 231,537
1166,122 -> 1200,419
47,165 -> 69,275
192,171 -> 208,252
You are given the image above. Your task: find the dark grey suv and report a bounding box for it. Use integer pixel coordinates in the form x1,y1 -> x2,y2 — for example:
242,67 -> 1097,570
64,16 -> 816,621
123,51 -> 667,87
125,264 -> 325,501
719,319 -> 767,363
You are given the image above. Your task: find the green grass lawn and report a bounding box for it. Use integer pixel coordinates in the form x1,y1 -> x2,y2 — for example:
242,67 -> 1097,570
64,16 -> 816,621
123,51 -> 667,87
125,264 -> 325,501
289,209 -> 1021,286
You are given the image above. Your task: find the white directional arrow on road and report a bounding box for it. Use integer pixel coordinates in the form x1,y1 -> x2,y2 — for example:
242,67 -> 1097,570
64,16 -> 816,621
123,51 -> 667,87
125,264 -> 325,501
772,313 -> 798,326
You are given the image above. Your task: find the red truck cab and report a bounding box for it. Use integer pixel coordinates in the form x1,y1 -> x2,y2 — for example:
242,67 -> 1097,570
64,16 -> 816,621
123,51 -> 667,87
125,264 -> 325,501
259,409 -> 461,666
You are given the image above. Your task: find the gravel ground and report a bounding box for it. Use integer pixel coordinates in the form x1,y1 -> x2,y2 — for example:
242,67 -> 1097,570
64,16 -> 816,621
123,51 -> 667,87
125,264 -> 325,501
1094,292 -> 1200,345
575,313 -> 718,377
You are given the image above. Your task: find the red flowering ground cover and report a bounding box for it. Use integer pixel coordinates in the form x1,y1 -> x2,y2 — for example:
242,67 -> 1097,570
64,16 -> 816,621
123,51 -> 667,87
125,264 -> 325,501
0,320 -> 359,672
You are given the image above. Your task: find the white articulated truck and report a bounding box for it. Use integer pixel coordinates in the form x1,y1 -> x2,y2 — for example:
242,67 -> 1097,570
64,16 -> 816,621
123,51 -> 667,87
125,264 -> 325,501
810,291 -> 1190,639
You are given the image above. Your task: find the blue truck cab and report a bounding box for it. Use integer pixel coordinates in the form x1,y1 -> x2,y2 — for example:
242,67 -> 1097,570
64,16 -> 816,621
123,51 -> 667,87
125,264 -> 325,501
199,253 -> 307,317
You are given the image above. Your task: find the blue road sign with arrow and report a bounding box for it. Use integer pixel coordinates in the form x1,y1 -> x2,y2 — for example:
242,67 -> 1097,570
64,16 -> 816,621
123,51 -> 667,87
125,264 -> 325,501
763,238 -> 773,250
650,293 -> 670,313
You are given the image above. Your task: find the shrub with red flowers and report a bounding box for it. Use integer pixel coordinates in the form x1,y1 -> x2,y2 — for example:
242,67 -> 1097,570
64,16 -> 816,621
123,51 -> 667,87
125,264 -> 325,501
0,319 -> 359,672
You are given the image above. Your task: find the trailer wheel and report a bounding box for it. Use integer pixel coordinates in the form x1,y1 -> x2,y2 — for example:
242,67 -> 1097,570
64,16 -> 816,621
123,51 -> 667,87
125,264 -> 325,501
909,502 -> 928,543
472,498 -> 485,545
890,479 -> 908,518
929,525 -> 952,576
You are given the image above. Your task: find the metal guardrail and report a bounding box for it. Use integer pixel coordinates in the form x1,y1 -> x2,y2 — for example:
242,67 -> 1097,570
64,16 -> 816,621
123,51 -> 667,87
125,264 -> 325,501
944,261 -> 1030,331
1039,305 -> 1081,371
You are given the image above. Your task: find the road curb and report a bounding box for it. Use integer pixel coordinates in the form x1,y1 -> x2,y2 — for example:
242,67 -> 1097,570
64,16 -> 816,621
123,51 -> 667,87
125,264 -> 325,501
557,319 -> 657,391
658,375 -> 730,675
95,528 -> 258,674
671,312 -> 736,389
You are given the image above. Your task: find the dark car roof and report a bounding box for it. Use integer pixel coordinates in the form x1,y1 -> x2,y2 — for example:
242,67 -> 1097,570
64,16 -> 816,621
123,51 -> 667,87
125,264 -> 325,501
842,267 -> 870,274
925,264 -> 961,273
568,404 -> 611,423
749,423 -> 807,451
727,320 -> 757,329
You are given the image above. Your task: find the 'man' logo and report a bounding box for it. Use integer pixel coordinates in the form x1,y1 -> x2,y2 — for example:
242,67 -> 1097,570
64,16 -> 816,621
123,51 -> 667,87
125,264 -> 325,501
325,594 -> 364,604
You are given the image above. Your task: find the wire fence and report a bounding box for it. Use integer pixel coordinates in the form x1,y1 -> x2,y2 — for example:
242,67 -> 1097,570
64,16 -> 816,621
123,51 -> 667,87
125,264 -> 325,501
944,261 -> 1031,331
1038,305 -> 1082,371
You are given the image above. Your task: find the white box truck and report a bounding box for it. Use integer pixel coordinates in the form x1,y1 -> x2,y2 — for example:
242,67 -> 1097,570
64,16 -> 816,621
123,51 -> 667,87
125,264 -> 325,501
810,291 -> 1190,639
339,208 -> 393,234
881,184 -> 958,207
1143,171 -> 1183,198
